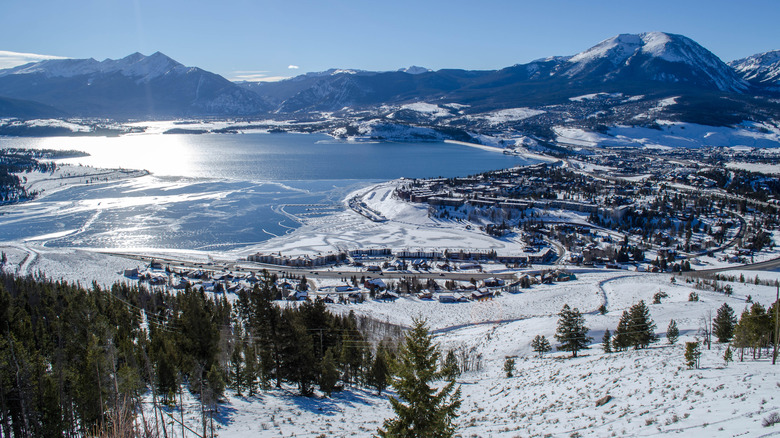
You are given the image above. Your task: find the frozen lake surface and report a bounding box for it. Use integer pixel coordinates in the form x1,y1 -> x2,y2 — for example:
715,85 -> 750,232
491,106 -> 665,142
0,133 -> 533,251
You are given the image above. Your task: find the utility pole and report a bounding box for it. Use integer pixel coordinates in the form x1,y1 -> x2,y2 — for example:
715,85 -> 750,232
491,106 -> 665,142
773,282 -> 779,365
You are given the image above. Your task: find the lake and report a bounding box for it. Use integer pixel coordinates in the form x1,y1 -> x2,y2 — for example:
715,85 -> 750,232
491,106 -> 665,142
0,132 -> 534,251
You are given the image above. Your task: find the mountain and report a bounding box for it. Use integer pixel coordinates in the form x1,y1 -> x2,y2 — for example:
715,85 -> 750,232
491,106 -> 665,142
0,33 -> 777,124
729,50 -> 780,90
239,68 -> 491,113
398,66 -> 431,75
0,52 -> 270,118
253,32 -> 752,114
557,32 -> 747,92
0,96 -> 66,119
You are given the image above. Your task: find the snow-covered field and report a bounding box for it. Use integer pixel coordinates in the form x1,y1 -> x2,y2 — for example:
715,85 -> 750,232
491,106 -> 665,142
555,121 -> 780,150
129,270 -> 780,437
232,180 -> 533,259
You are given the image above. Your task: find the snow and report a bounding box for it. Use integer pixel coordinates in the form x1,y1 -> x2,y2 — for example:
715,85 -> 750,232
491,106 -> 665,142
569,93 -> 623,102
554,126 -> 609,147
399,102 -> 450,118
640,31 -> 684,63
567,33 -> 643,70
1,145 -> 779,436
730,50 -> 780,84
477,108 -> 546,125
111,269 -> 780,437
398,65 -> 431,75
726,161 -> 780,175
554,122 -> 780,149
562,32 -> 745,92
0,51 -> 183,82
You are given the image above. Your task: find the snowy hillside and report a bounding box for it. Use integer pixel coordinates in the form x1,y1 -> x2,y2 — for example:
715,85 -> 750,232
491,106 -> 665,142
554,121 -> 780,149
561,32 -> 747,92
120,269 -> 779,438
730,50 -> 780,87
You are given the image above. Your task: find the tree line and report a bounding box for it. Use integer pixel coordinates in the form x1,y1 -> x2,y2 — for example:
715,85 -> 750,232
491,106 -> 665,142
0,271 -> 398,437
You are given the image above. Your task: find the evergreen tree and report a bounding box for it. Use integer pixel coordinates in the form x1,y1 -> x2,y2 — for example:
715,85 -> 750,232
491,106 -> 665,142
243,337 -> 258,396
531,335 -> 551,357
441,349 -> 460,381
723,345 -> 733,366
503,357 -> 515,378
612,311 -> 631,351
207,363 -> 226,402
602,329 -> 612,353
731,308 -> 751,361
684,341 -> 701,369
627,301 -> 657,349
713,303 -> 737,343
319,348 -> 339,397
666,320 -> 679,345
369,343 -> 391,395
378,319 -> 461,438
229,333 -> 244,396
746,302 -> 772,359
554,304 -> 592,358
278,311 -> 316,395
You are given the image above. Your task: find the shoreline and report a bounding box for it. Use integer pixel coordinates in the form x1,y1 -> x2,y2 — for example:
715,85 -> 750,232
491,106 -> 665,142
444,139 -> 505,153
20,163 -> 150,200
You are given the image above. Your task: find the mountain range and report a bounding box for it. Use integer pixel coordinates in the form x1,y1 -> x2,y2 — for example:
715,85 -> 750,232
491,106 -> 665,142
0,32 -> 778,124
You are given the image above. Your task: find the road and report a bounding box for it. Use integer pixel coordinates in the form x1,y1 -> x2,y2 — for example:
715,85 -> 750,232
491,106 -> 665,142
683,254 -> 780,278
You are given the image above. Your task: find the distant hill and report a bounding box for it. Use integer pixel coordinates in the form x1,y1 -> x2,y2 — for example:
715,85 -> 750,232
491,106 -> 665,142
0,96 -> 66,119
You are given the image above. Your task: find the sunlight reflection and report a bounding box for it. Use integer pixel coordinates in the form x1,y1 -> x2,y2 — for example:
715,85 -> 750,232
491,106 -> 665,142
38,134 -> 195,177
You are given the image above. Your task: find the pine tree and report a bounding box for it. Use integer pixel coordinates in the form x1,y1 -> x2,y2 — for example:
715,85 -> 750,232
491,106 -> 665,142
229,325 -> 244,396
723,345 -> 733,366
602,329 -> 612,353
278,311 -> 316,395
319,348 -> 339,397
503,357 -> 515,378
378,319 -> 461,438
243,339 -> 258,396
731,308 -> 751,362
369,343 -> 391,395
713,303 -> 737,343
441,349 -> 460,381
627,301 -> 657,349
207,363 -> 224,395
531,335 -> 551,357
684,341 -> 701,369
746,302 -> 772,359
613,311 -> 631,351
554,304 -> 592,358
666,319 -> 679,345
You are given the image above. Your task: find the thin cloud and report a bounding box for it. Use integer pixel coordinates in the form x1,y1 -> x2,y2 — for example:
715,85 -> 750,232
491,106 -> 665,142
229,71 -> 290,82
0,50 -> 67,69
288,65 -> 299,69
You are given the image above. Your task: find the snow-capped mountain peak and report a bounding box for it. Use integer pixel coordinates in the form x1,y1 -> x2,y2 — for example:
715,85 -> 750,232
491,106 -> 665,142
563,32 -> 747,92
568,33 -> 644,66
102,51 -> 183,80
0,51 -> 183,82
729,50 -> 780,85
398,66 -> 431,75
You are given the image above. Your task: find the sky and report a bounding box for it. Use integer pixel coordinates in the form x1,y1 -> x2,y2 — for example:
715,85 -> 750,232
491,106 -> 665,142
1,0 -> 778,82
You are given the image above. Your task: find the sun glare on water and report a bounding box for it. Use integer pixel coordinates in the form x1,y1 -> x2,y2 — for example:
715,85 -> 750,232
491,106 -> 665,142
38,134 -> 196,177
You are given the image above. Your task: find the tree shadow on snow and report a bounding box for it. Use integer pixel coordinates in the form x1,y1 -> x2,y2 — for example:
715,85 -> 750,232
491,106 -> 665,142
211,402 -> 239,426
289,387 -> 382,416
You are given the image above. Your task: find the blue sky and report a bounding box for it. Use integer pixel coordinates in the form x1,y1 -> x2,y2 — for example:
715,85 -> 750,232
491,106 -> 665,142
2,0 -> 778,81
